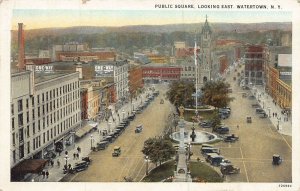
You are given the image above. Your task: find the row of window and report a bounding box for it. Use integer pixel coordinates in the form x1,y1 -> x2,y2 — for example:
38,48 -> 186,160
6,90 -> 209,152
12,82 -> 80,116
12,99 -> 80,131
12,113 -> 80,162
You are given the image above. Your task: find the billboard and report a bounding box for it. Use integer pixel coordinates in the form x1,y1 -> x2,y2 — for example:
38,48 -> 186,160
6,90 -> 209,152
95,65 -> 114,77
278,54 -> 292,67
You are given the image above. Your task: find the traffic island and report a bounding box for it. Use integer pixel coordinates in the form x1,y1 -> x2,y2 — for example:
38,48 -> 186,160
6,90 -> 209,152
141,160 -> 223,182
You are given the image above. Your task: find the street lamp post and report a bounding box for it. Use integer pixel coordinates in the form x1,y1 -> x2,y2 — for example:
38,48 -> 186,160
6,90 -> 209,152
122,109 -> 125,120
145,156 -> 149,175
90,134 -> 94,150
188,142 -> 191,160
108,120 -> 112,133
64,154 -> 69,168
268,107 -> 271,118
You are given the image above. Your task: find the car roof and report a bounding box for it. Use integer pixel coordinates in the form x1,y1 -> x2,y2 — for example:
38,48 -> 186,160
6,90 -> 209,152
114,146 -> 120,149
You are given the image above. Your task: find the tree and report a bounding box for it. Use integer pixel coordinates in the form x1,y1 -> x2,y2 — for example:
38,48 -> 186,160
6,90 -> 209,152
209,110 -> 222,132
201,80 -> 233,109
142,137 -> 176,166
166,80 -> 195,107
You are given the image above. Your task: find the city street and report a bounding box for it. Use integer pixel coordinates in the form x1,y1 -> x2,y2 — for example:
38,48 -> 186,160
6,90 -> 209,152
67,84 -> 172,182
190,64 -> 292,182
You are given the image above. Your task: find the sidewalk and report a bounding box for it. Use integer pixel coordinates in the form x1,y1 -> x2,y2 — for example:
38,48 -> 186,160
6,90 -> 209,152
251,85 -> 292,136
30,87 -> 153,182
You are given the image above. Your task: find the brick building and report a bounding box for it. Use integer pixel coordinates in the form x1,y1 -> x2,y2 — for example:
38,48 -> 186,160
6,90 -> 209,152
244,45 -> 265,85
142,64 -> 181,83
128,64 -> 144,98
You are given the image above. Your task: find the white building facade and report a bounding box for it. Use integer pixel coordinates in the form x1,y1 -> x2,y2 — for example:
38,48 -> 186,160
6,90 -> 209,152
11,70 -> 81,167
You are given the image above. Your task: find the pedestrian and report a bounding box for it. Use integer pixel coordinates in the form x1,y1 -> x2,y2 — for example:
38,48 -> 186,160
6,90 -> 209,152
237,125 -> 239,129
73,152 -> 76,159
77,146 -> 81,153
273,113 -> 274,117
68,163 -> 71,169
275,113 -> 277,117
45,171 -> 49,178
57,159 -> 60,167
42,170 -> 45,179
51,160 -> 54,167
76,153 -> 79,159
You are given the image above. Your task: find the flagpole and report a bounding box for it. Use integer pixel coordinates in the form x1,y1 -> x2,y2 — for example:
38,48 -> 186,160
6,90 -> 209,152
194,36 -> 198,117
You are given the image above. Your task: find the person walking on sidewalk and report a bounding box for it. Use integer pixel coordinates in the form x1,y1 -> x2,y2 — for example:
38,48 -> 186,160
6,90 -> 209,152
45,171 -> 49,179
73,152 -> 76,159
42,170 -> 45,179
57,159 -> 60,167
76,153 -> 79,159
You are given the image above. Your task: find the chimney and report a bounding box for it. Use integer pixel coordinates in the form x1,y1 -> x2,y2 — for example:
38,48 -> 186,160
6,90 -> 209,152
18,23 -> 25,70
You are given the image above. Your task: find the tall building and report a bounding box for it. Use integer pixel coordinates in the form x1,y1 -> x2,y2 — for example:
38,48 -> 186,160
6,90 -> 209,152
198,16 -> 213,88
11,69 -> 81,180
244,45 -> 265,85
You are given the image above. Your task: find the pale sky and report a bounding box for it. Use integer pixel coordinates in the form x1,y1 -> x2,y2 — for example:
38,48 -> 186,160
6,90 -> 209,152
12,9 -> 291,30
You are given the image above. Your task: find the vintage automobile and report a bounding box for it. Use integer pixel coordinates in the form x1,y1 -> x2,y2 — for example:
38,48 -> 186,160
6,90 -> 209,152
214,126 -> 230,134
74,161 -> 89,172
220,163 -> 240,175
112,146 -> 121,157
223,134 -> 239,142
199,120 -> 213,128
95,141 -> 109,151
201,147 -> 220,156
135,124 -> 143,133
272,154 -> 282,165
82,156 -> 92,164
246,116 -> 252,123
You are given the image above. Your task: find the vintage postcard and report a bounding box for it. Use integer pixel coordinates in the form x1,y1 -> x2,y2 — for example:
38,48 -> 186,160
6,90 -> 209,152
0,0 -> 299,190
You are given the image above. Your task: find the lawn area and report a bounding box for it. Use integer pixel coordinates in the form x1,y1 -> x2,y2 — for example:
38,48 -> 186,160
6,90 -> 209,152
142,161 -> 175,182
184,110 -> 215,122
142,160 -> 223,182
189,161 -> 223,182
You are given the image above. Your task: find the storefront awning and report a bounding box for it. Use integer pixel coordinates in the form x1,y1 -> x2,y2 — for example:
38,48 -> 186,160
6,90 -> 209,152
75,124 -> 94,138
11,159 -> 47,177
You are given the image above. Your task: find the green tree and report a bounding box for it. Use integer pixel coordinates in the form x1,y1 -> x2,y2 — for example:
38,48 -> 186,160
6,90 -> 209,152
142,137 -> 175,166
209,110 -> 222,132
166,80 -> 195,107
201,80 -> 233,109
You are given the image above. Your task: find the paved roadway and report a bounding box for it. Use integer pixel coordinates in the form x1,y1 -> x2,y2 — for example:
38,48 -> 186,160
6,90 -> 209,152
69,84 -> 172,182
190,65 -> 292,183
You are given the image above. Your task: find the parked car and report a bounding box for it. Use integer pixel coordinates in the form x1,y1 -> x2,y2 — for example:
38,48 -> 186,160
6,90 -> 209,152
220,159 -> 231,166
219,113 -> 230,119
219,108 -> 231,114
201,147 -> 220,156
256,108 -> 265,114
199,120 -> 213,128
95,141 -> 109,151
81,156 -> 92,164
251,103 -> 260,108
208,155 -> 225,166
220,164 -> 240,175
205,153 -> 220,162
201,144 -> 214,149
74,161 -> 89,172
214,126 -> 230,134
127,114 -> 136,121
259,113 -> 268,118
223,134 -> 239,142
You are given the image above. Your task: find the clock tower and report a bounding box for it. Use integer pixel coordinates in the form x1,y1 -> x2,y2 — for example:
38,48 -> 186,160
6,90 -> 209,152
197,15 -> 213,87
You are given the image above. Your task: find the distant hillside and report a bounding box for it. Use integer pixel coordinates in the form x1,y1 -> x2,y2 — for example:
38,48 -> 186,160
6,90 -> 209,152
12,22 -> 292,39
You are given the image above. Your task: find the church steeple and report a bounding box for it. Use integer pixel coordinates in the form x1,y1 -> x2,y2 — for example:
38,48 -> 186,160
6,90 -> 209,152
202,15 -> 212,35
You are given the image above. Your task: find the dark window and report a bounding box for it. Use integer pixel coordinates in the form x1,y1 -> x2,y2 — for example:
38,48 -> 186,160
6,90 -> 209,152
11,104 -> 14,115
26,99 -> 29,109
11,118 -> 15,130
33,122 -> 36,134
18,113 -> 23,127
32,97 -> 34,106
19,128 -> 24,143
18,99 -> 23,112
19,145 -> 24,159
27,141 -> 30,154
12,133 -> 15,145
26,125 -> 29,137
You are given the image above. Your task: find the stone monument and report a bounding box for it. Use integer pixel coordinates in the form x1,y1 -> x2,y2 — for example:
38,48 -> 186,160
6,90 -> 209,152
174,105 -> 192,182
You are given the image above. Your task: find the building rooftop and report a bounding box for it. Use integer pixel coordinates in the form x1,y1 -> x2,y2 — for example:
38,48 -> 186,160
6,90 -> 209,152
34,72 -> 77,84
